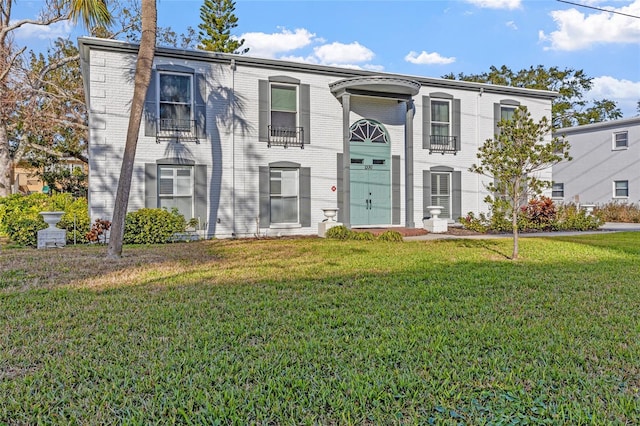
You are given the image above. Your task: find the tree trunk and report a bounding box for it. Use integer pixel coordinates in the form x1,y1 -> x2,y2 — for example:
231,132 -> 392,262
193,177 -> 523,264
107,0 -> 156,259
0,124 -> 11,197
512,207 -> 519,260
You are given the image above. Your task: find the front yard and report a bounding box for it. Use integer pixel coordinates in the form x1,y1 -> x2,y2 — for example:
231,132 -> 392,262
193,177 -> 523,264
1,235 -> 639,424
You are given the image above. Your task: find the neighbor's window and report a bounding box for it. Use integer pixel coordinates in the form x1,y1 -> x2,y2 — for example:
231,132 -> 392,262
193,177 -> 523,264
614,180 -> 629,198
501,105 -> 516,121
613,131 -> 628,150
270,168 -> 299,224
431,172 -> 451,219
159,73 -> 193,131
552,183 -> 564,198
271,84 -> 297,131
431,99 -> 451,142
158,165 -> 193,219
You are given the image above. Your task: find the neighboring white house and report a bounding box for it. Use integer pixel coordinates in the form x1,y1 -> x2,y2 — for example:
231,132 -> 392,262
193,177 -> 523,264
552,116 -> 640,206
78,37 -> 557,239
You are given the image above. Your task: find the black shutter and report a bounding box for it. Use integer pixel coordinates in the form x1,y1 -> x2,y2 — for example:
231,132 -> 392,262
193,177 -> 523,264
195,74 -> 207,139
423,170 -> 431,219
258,80 -> 269,142
144,71 -> 157,137
452,171 -> 462,221
145,163 -> 157,208
258,166 -> 270,226
453,99 -> 461,151
194,165 -> 208,226
300,84 -> 311,145
422,96 -> 431,150
300,167 -> 311,227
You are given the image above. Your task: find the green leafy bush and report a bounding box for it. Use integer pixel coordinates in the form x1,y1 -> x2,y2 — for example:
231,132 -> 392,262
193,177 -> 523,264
0,193 -> 91,246
459,212 -> 489,233
123,208 -> 187,244
553,204 -> 602,231
352,231 -> 375,241
324,225 -> 353,240
377,230 -> 403,242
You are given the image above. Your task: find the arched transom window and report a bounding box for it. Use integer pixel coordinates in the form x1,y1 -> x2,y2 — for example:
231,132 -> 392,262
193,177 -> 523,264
349,119 -> 389,144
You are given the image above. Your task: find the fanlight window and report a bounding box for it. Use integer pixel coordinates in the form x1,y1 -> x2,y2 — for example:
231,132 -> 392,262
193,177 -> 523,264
350,119 -> 389,144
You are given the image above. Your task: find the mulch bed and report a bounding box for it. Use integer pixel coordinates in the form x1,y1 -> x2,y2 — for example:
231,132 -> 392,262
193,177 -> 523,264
352,226 -> 483,237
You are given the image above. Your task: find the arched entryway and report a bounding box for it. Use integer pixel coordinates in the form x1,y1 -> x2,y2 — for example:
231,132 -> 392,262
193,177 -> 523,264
349,119 -> 391,226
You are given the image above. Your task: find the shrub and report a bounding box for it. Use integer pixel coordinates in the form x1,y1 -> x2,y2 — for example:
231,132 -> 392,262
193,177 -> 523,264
554,204 -> 603,231
86,219 -> 111,244
0,193 -> 91,246
377,230 -> 403,242
123,208 -> 187,244
459,212 -> 489,233
520,196 -> 556,231
352,231 -> 375,241
324,225 -> 353,240
595,202 -> 640,223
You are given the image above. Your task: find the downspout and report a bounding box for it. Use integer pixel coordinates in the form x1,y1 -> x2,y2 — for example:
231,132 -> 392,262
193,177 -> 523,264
230,59 -> 237,237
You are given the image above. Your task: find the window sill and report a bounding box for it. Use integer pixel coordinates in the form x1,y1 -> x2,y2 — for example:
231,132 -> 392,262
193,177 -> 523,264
612,147 -> 628,151
269,223 -> 302,229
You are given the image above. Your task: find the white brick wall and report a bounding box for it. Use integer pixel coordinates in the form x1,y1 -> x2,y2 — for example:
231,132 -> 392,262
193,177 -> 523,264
84,40 -> 555,238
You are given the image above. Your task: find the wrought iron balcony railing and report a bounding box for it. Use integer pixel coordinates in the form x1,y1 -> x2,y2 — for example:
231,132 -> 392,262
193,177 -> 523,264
428,135 -> 457,155
268,126 -> 304,149
156,119 -> 198,143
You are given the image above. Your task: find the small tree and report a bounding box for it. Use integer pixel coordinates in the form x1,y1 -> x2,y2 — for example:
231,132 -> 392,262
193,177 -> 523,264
197,0 -> 248,54
470,106 -> 571,260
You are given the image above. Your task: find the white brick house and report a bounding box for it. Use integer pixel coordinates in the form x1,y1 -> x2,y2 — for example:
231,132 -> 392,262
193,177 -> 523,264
79,37 -> 557,238
552,117 -> 640,206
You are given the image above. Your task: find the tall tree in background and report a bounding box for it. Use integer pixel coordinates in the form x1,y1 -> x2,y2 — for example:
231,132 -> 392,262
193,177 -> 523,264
470,106 -> 571,260
443,65 -> 622,128
107,0 -> 156,259
198,0 -> 248,54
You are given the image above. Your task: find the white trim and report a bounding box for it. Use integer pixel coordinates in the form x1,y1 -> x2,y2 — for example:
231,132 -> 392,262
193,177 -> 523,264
612,131 -> 629,151
613,180 -> 629,198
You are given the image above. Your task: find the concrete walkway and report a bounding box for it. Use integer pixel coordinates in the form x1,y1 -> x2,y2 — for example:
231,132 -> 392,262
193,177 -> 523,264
404,222 -> 640,241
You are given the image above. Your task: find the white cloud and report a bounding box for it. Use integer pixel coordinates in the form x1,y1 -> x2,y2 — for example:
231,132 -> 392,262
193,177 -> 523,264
540,1 -> 640,50
242,28 -> 317,59
313,42 -> 375,64
404,50 -> 456,65
465,0 -> 521,10
13,20 -> 73,41
506,20 -> 518,30
589,76 -> 640,116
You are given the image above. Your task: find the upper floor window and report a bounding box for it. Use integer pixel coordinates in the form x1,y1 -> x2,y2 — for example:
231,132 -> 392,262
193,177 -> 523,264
144,65 -> 206,142
259,77 -> 310,148
500,105 -> 516,122
614,180 -> 629,198
159,73 -> 194,132
431,99 -> 451,139
613,131 -> 628,150
423,94 -> 460,155
271,84 -> 298,131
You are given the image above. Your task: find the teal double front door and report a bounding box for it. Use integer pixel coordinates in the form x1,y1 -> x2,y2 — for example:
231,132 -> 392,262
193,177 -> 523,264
349,120 -> 392,226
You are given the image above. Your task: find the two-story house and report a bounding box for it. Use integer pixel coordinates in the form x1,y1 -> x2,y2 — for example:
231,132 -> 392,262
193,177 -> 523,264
553,117 -> 640,206
79,37 -> 557,238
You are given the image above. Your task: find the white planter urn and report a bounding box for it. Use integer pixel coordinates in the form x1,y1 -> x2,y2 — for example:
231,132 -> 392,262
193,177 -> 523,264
426,206 -> 443,220
40,211 -> 65,229
321,208 -> 339,222
581,204 -> 596,216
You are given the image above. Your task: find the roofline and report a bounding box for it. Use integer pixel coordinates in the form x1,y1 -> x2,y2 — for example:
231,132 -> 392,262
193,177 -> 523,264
78,37 -> 559,100
554,116 -> 640,135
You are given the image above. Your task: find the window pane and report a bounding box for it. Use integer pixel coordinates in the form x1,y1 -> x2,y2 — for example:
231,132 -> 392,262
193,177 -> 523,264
552,183 -> 564,198
615,132 -> 628,148
270,168 -> 299,224
431,100 -> 450,123
501,107 -> 516,121
160,104 -> 192,129
271,86 -> 297,112
280,170 -> 298,196
160,74 -> 191,103
615,181 -> 629,197
431,123 -> 450,138
431,173 -> 451,219
271,111 -> 296,129
159,178 -> 173,195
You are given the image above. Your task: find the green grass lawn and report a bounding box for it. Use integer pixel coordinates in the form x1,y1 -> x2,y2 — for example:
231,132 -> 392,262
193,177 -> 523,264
1,234 -> 639,424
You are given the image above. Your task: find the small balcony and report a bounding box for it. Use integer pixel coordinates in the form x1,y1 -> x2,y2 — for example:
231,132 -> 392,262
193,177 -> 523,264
268,126 -> 304,149
428,135 -> 457,155
156,119 -> 198,143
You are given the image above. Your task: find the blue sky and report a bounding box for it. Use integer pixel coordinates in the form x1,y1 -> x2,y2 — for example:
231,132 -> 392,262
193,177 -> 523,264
13,0 -> 640,116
